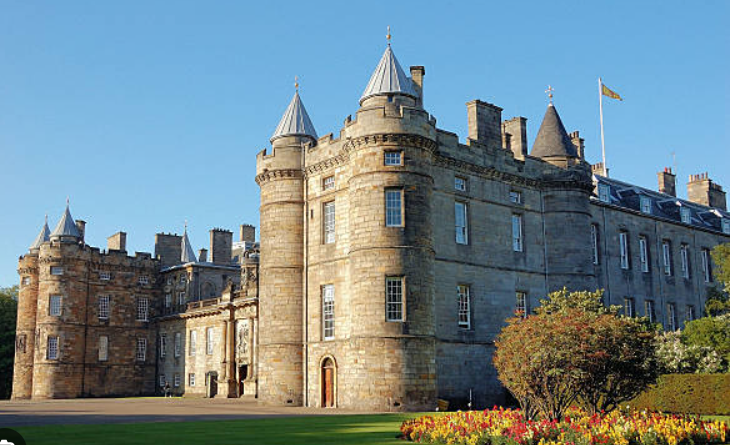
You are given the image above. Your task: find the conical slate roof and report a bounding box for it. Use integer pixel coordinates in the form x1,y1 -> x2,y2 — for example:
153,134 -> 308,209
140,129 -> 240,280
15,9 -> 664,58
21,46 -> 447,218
270,91 -> 318,143
181,229 -> 197,263
50,203 -> 81,239
29,217 -> 51,250
530,103 -> 578,159
360,45 -> 417,104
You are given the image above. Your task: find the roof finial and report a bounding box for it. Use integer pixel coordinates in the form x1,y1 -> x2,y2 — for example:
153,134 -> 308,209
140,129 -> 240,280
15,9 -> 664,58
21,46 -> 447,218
184,219 -> 188,232
66,196 -> 70,206
545,85 -> 554,104
386,25 -> 391,45
45,214 -> 48,224
295,75 -> 299,92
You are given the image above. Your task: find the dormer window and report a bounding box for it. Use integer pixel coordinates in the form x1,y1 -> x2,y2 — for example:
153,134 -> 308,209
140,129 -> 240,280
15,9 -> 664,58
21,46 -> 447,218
598,184 -> 610,203
723,218 -> 730,234
680,207 -> 691,224
640,196 -> 652,214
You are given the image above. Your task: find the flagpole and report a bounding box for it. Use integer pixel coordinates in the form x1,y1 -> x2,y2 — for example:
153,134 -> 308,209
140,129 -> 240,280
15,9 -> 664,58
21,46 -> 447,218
599,77 -> 607,176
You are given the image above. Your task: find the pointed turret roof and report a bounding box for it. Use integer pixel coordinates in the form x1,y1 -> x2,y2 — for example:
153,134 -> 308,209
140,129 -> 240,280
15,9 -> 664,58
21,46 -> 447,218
29,216 -> 51,251
270,91 -> 318,143
180,226 -> 197,263
360,45 -> 417,104
530,103 -> 578,159
50,202 -> 81,240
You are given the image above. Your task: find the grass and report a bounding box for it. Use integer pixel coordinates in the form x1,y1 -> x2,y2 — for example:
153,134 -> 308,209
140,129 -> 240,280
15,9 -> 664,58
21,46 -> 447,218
14,413 -> 423,445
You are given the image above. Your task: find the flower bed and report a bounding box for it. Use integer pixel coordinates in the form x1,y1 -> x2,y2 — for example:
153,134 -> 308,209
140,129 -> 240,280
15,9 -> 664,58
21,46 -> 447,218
400,407 -> 728,445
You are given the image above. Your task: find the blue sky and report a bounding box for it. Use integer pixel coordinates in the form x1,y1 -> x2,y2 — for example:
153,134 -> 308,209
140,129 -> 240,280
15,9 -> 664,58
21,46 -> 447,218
1,1 -> 728,287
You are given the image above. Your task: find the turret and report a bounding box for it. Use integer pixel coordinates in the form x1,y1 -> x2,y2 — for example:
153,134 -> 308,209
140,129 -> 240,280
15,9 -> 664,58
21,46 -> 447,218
49,201 -> 81,244
530,102 -> 581,168
256,87 -> 317,406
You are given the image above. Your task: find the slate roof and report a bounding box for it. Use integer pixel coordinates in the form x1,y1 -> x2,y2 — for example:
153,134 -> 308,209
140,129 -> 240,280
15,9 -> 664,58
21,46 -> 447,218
50,204 -> 81,239
530,103 -> 578,159
270,91 -> 318,143
360,45 -> 417,104
180,229 -> 197,263
29,217 -> 50,250
593,174 -> 730,234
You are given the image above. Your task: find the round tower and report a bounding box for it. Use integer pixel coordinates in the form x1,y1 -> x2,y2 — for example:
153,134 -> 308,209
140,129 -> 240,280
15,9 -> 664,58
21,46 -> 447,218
12,219 -> 47,399
32,203 -> 88,398
256,90 -> 317,405
342,43 -> 438,411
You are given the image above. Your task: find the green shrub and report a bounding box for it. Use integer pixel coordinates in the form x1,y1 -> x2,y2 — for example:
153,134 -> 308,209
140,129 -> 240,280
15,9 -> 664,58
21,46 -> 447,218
630,374 -> 730,415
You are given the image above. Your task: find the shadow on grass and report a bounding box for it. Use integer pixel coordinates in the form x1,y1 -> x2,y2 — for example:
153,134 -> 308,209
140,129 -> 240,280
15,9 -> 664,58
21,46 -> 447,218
16,414 -> 424,445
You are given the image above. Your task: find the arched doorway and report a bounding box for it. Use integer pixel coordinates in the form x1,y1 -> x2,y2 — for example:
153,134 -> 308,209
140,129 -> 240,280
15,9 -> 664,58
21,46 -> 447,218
320,357 -> 336,408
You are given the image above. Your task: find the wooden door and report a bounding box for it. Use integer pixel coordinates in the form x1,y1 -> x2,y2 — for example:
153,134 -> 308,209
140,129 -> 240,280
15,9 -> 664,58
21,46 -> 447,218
323,368 -> 333,407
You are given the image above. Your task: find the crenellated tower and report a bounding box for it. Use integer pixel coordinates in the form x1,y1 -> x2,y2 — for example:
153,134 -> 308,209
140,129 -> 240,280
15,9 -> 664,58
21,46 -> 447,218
255,88 -> 317,405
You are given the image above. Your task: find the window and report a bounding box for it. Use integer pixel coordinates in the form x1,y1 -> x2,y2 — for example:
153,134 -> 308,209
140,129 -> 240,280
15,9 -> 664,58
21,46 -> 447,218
680,207 -> 691,224
591,224 -> 599,265
136,297 -> 149,321
189,331 -> 197,356
174,332 -> 182,357
516,292 -> 528,319
723,218 -> 730,235
619,232 -> 629,269
166,277 -> 172,286
189,373 -> 196,387
99,271 -> 111,281
455,202 -> 468,245
385,277 -> 404,322
160,334 -> 167,359
598,184 -> 610,203
159,374 -> 166,387
165,293 -> 172,309
667,303 -> 678,331
639,236 -> 649,273
644,300 -> 655,323
680,244 -> 690,279
686,305 -> 695,322
323,175 -> 335,191
99,336 -> 109,361
701,249 -> 712,282
206,328 -> 214,355
98,295 -> 110,320
174,373 -> 181,387
178,292 -> 186,306
623,298 -> 635,317
385,189 -> 403,227
50,266 -> 64,276
640,196 -> 652,214
455,176 -> 467,192
179,275 -> 186,285
384,151 -> 402,166
138,275 -> 149,285
323,201 -> 336,244
47,336 -> 59,360
22,276 -> 31,286
662,241 -> 672,276
512,214 -> 523,252
49,295 -> 62,316
457,285 -> 471,329
136,338 -> 147,361
509,190 -> 522,204
322,285 -> 335,340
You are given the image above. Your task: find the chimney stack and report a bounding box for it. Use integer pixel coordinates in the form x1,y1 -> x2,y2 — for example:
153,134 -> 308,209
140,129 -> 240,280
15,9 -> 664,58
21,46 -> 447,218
198,248 -> 208,262
502,117 -> 528,159
687,173 -> 726,210
657,167 -> 677,197
591,162 -> 608,176
154,233 -> 183,268
75,220 -> 86,243
467,100 -> 503,151
210,228 -> 233,265
410,66 -> 425,108
107,231 -> 127,251
239,224 -> 256,243
569,131 -> 585,160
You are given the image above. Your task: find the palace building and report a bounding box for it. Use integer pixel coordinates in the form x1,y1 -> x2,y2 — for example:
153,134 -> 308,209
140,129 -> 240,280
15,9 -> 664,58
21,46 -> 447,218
12,41 -> 730,410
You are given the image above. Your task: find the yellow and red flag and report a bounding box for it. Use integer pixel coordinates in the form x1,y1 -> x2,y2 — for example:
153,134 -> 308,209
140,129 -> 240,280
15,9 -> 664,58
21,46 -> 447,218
601,83 -> 623,101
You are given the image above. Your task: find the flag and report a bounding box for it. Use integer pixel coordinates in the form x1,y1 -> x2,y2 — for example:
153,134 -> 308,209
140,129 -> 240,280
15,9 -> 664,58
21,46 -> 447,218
601,83 -> 623,101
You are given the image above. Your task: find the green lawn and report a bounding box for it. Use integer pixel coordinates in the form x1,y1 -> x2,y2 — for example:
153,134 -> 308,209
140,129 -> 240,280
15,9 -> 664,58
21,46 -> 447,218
15,414 -> 422,445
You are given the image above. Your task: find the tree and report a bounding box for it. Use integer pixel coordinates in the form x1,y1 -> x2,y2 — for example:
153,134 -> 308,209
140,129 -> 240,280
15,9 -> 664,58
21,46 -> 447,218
704,287 -> 730,317
0,285 -> 18,399
710,243 -> 730,294
494,289 -> 658,420
681,315 -> 730,371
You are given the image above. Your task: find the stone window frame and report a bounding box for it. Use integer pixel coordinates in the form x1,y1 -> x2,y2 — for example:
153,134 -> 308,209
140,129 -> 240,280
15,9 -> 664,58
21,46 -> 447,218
590,224 -> 600,265
619,231 -> 630,270
680,244 -> 690,279
189,330 -> 197,356
515,291 -> 528,319
385,276 -> 405,322
454,176 -> 467,192
644,299 -> 655,323
136,337 -> 147,362
667,302 -> 678,331
322,284 -> 335,341
457,284 -> 471,329
47,336 -> 59,360
50,266 -> 64,276
701,248 -> 712,282
98,295 -> 110,320
206,328 -> 214,355
98,335 -> 109,362
49,295 -> 62,317
174,332 -> 182,358
385,188 -> 404,228
189,373 -> 196,387
383,150 -> 403,166
136,296 -> 149,322
160,334 -> 167,359
661,240 -> 672,276
323,201 -> 336,244
638,236 -> 649,273
512,214 -> 523,252
322,175 -> 335,191
455,201 -> 469,245
623,297 -> 635,318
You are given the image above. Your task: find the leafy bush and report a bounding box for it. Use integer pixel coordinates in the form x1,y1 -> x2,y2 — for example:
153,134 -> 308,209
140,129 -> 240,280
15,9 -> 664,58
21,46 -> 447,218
631,374 -> 730,415
655,331 -> 723,374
